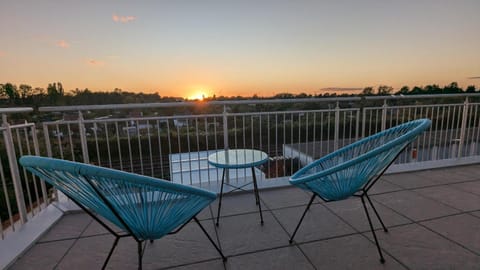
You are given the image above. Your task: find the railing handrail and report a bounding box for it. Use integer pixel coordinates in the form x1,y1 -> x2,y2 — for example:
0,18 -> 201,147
0,107 -> 33,114
37,93 -> 480,112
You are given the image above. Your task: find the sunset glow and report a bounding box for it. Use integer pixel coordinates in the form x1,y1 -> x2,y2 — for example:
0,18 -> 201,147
1,1 -> 479,98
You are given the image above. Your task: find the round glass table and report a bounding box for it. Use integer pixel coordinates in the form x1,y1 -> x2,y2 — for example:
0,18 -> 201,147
208,149 -> 268,225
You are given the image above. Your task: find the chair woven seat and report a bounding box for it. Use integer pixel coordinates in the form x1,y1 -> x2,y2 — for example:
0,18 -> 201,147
20,156 -> 225,269
290,118 -> 431,201
288,118 -> 431,264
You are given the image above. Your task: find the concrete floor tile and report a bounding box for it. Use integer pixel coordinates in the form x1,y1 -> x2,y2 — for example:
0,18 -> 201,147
382,173 -> 437,189
325,197 -> 410,233
56,234 -> 126,270
38,212 -> 92,242
211,192 -> 266,218
367,179 -> 403,195
260,186 -> 311,209
142,220 -> 224,268
9,240 -> 75,270
167,259 -> 225,270
451,180 -> 480,196
415,185 -> 480,211
215,212 -> 289,256
421,214 -> 480,254
300,234 -> 406,270
273,204 -> 355,243
414,167 -> 479,185
374,190 -> 459,221
227,246 -> 314,270
367,223 -> 480,269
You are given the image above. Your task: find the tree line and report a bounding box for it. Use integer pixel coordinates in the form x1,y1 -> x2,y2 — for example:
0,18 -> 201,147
0,82 -> 181,107
0,81 -> 478,107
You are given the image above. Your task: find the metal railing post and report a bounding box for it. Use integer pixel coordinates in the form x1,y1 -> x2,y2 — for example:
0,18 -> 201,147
458,97 -> 469,158
78,111 -> 90,163
42,123 -> 53,157
1,113 -> 28,224
334,102 -> 340,150
222,105 -> 230,184
381,99 -> 388,131
31,124 -> 48,205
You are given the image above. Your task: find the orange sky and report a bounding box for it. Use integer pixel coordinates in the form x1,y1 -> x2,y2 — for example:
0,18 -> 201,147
1,1 -> 479,99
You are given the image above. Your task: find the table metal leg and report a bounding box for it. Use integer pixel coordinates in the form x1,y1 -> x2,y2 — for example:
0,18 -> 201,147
216,168 -> 226,226
251,167 -> 264,225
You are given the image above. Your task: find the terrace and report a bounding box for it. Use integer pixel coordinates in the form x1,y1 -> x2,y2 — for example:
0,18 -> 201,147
9,165 -> 480,269
2,94 -> 480,269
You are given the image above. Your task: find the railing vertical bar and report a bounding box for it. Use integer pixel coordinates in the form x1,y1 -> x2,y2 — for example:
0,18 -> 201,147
166,119 -> 172,181
23,127 -> 40,213
156,120 -> 165,179
275,113 -> 279,178
125,120 -> 134,172
312,112 -> 316,160
114,122 -> 123,171
204,118 -> 210,184
55,124 -> 64,160
78,111 -> 89,163
43,124 -> 53,158
104,122 -> 112,168
2,114 -> 27,224
176,120 -> 184,184
16,128 -> 34,215
146,120 -> 154,177
67,123 -> 75,161
93,122 -> 101,166
214,116 -> 220,183
334,102 -> 339,150
195,118 -> 202,186
31,124 -> 48,206
0,155 -> 15,233
458,98 -> 469,158
135,120 -> 144,175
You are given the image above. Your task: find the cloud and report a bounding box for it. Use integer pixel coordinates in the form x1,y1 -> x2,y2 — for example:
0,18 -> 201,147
468,76 -> 480,79
112,14 -> 136,23
87,59 -> 105,66
320,87 -> 363,92
56,40 -> 70,48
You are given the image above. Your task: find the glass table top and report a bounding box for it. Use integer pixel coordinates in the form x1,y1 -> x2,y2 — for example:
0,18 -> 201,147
208,149 -> 268,169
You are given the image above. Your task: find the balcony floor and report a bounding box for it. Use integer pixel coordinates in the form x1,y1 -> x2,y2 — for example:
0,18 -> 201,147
9,164 -> 480,269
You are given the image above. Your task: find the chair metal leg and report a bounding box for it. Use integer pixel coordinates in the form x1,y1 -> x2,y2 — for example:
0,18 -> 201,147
137,241 -> 144,270
360,196 -> 385,264
364,193 -> 388,232
289,194 -> 316,244
102,236 -> 120,270
251,167 -> 264,225
194,217 -> 227,261
216,169 -> 226,226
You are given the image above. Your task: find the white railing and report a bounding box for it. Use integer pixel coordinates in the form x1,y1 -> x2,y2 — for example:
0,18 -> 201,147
2,94 -> 480,243
37,94 -> 480,190
2,94 -> 480,268
0,108 -> 50,240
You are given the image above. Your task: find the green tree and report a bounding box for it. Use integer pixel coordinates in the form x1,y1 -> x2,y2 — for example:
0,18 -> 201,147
397,86 -> 410,95
466,85 -> 476,93
424,84 -> 441,94
19,84 -> 33,99
377,85 -> 393,95
361,87 -> 374,95
444,82 -> 462,93
1,83 -> 20,103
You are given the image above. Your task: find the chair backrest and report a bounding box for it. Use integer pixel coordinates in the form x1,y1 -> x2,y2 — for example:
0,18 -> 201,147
290,118 -> 431,201
19,156 -> 216,240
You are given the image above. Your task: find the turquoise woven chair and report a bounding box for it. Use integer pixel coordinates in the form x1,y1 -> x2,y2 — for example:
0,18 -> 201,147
19,156 -> 226,270
289,118 -> 431,263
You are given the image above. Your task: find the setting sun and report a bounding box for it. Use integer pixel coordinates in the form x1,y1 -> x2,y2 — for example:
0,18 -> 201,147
187,92 -> 207,101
